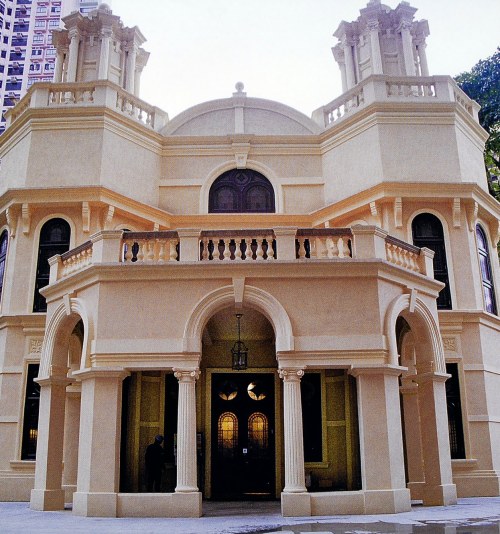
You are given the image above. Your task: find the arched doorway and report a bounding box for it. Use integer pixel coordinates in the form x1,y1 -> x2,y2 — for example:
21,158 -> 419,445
201,307 -> 279,500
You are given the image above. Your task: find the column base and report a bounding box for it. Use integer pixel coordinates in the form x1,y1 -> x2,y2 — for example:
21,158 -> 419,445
364,488 -> 411,514
421,483 -> 457,506
281,492 -> 311,517
116,492 -> 202,517
73,491 -> 117,517
30,488 -> 65,511
407,481 -> 426,501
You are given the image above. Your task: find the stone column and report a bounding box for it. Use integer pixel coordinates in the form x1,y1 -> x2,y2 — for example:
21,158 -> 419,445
62,386 -> 81,498
342,36 -> 356,89
351,366 -> 411,513
399,21 -> 416,76
98,29 -> 112,80
54,50 -> 65,83
125,43 -> 137,94
174,369 -> 200,492
279,368 -> 306,493
415,370 -> 457,506
66,31 -> 80,83
416,41 -> 429,76
400,377 -> 425,500
30,376 -> 70,511
368,20 -> 383,74
72,369 -> 128,517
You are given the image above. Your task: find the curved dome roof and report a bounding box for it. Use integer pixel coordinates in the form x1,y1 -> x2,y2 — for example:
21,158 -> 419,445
161,85 -> 321,136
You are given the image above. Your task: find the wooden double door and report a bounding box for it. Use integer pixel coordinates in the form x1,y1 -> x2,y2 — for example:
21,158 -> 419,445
211,373 -> 275,499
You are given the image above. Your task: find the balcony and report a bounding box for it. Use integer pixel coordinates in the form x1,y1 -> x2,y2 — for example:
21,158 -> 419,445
48,226 -> 435,284
5,80 -> 169,131
311,74 -> 480,128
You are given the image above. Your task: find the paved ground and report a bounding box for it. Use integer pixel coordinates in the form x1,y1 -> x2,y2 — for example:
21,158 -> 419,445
1,497 -> 500,533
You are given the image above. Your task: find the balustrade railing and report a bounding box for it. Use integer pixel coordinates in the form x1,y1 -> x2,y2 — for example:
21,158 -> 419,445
50,227 -> 432,282
115,88 -> 158,129
386,79 -> 436,98
385,235 -> 422,273
200,230 -> 275,261
122,232 -> 179,263
295,229 -> 352,259
60,240 -> 93,277
48,82 -> 96,105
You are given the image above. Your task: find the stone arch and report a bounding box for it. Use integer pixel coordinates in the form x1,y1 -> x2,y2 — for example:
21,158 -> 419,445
199,160 -> 283,214
39,298 -> 93,379
183,284 -> 294,354
385,293 -> 445,373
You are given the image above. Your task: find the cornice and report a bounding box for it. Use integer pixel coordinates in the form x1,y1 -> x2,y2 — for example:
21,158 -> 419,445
0,314 -> 47,330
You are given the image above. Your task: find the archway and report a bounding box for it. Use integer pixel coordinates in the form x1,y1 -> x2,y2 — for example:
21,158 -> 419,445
387,295 -> 457,506
201,306 -> 279,500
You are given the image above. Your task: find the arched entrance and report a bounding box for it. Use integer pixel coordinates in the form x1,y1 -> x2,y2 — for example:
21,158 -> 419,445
201,307 -> 279,500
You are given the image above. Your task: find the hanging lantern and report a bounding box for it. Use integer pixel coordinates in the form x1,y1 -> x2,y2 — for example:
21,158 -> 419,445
231,313 -> 248,371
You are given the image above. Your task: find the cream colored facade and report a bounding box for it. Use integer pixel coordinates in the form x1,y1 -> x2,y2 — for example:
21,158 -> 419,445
0,1 -> 499,519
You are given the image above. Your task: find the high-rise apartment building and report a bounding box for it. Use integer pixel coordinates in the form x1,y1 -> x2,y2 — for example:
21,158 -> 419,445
0,0 -> 98,134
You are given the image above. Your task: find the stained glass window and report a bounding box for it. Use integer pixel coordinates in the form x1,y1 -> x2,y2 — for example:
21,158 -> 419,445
248,412 -> 268,452
218,412 -> 238,458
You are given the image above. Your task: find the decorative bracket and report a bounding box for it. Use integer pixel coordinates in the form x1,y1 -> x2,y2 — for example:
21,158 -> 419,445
82,202 -> 90,233
153,222 -> 160,232
394,197 -> 403,228
467,201 -> 478,232
452,198 -> 461,228
232,142 -> 250,169
104,205 -> 115,230
22,203 -> 31,235
6,207 -> 16,238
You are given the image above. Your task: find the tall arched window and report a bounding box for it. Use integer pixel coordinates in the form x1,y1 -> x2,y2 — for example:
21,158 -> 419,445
476,225 -> 497,315
412,213 -> 452,309
218,412 -> 238,458
0,230 -> 8,304
209,169 -> 275,213
33,218 -> 71,312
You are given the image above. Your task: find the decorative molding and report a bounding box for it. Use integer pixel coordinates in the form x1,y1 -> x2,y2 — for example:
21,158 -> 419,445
369,201 -> 378,218
29,338 -> 43,354
232,142 -> 251,169
22,203 -> 31,235
442,337 -> 457,352
452,198 -> 461,228
153,222 -> 160,232
394,197 -> 402,228
82,201 -> 90,233
104,205 -> 115,230
467,201 -> 478,232
5,207 -> 16,237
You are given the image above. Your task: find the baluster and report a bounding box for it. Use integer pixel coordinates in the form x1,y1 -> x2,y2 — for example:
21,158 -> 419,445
158,240 -> 166,263
170,240 -> 178,262
297,238 -> 307,259
124,240 -> 133,262
136,240 -> 145,263
386,243 -> 393,264
256,238 -> 264,261
234,238 -> 242,261
266,237 -> 275,260
201,237 -> 208,260
145,240 -> 155,262
220,239 -> 230,261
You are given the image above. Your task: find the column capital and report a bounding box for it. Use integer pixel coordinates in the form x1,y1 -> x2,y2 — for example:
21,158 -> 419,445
414,371 -> 450,385
174,369 -> 200,382
278,368 -> 304,382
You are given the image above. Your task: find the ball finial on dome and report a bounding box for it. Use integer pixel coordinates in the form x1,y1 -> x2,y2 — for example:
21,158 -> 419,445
235,81 -> 245,93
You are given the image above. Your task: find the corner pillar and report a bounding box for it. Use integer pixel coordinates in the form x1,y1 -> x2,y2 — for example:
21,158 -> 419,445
351,366 -> 411,513
174,369 -> 200,493
72,369 -> 129,517
30,375 -> 70,511
62,386 -> 81,500
415,371 -> 457,505
279,368 -> 310,517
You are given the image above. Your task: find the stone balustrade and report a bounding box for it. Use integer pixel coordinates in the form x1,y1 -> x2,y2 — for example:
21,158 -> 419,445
48,227 -> 435,283
200,230 -> 275,261
296,229 -> 352,259
122,232 -> 179,263
311,75 -> 480,128
5,81 -> 169,131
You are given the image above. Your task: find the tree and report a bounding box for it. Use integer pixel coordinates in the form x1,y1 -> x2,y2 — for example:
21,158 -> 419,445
455,48 -> 500,202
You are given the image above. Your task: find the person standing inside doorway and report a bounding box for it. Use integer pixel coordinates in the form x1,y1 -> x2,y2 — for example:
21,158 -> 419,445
145,434 -> 164,492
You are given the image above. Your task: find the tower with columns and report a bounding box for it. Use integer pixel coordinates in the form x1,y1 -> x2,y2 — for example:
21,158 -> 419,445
332,0 -> 430,91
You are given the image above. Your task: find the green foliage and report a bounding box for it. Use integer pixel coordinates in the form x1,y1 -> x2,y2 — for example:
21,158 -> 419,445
455,48 -> 500,202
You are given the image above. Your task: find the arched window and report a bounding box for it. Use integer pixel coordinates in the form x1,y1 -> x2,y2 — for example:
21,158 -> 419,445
33,218 -> 70,312
412,213 -> 452,309
209,169 -> 275,213
218,412 -> 238,458
0,230 -> 8,304
248,412 -> 268,452
476,225 -> 497,315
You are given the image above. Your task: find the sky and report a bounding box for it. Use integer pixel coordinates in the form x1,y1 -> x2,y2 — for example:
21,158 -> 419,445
104,0 -> 500,120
